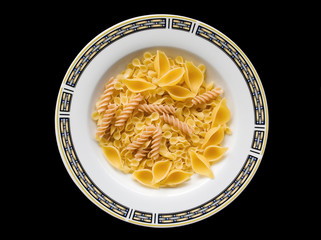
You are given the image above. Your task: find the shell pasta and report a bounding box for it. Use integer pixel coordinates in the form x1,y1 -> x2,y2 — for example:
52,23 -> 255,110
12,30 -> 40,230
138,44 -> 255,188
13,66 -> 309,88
92,50 -> 231,188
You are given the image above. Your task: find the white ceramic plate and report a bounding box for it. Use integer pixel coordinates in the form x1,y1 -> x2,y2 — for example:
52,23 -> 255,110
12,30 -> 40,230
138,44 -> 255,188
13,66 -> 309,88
55,14 -> 268,227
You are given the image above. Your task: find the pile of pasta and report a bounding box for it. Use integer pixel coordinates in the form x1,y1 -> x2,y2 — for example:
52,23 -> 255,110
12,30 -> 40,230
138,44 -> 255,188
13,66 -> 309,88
92,50 -> 231,188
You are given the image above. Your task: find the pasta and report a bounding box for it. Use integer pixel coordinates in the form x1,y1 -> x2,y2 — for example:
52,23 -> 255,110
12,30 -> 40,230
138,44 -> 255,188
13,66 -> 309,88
161,113 -> 193,135
126,125 -> 156,151
115,94 -> 143,127
96,78 -> 117,114
96,104 -> 118,140
138,104 -> 176,115
93,50 -> 231,188
191,87 -> 223,106
150,126 -> 162,160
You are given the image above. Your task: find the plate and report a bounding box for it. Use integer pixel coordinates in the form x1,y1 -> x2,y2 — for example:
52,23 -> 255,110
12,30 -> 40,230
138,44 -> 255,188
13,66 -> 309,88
55,14 -> 268,227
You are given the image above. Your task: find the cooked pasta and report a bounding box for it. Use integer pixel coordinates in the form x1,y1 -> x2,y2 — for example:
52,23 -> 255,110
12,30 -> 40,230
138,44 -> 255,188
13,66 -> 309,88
93,50 -> 231,188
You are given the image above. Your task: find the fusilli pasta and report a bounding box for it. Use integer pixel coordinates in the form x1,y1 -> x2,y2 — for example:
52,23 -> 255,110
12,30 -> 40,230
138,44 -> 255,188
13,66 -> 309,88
126,125 -> 156,151
97,78 -> 117,114
115,94 -> 143,127
161,113 -> 193,135
191,87 -> 223,106
96,104 -> 118,140
150,126 -> 162,160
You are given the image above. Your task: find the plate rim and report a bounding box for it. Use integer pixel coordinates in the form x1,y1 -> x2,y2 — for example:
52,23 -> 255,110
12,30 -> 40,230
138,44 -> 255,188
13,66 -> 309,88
55,13 -> 269,227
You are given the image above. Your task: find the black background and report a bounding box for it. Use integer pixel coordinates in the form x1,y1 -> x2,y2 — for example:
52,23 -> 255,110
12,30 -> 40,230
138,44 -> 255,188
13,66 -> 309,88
13,2 -> 318,237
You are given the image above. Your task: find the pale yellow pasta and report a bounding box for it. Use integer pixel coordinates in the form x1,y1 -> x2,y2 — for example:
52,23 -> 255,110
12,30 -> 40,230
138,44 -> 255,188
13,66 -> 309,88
122,78 -> 156,93
203,145 -> 228,162
138,104 -> 175,115
156,67 -> 185,87
202,125 -> 225,149
189,150 -> 214,178
162,85 -> 195,101
162,169 -> 193,186
93,50 -> 231,188
184,61 -> 204,93
154,50 -> 170,78
211,98 -> 231,127
152,160 -> 172,184
102,146 -> 123,169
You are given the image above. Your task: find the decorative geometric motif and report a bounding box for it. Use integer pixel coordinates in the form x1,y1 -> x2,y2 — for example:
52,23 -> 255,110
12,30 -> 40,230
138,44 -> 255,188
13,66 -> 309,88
59,118 -> 129,217
158,155 -> 258,224
56,15 -> 267,226
66,18 -> 166,88
59,91 -> 72,112
252,130 -> 264,151
195,26 -> 265,125
172,19 -> 193,31
132,210 -> 153,223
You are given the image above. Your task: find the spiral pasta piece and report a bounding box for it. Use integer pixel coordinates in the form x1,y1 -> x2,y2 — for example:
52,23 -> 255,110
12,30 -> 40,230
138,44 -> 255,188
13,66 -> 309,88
96,104 -> 118,139
150,126 -> 162,160
161,113 -> 193,135
126,125 -> 156,151
138,104 -> 176,115
97,78 -> 117,114
115,94 -> 143,127
135,148 -> 150,161
191,87 -> 223,106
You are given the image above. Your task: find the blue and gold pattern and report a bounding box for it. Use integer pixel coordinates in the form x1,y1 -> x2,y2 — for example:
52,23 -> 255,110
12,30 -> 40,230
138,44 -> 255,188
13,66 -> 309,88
158,155 -> 258,224
252,130 -> 264,151
59,118 -> 129,217
132,210 -> 153,223
195,26 -> 265,125
56,15 -> 267,226
172,19 -> 193,32
60,91 -> 72,112
66,18 -> 166,87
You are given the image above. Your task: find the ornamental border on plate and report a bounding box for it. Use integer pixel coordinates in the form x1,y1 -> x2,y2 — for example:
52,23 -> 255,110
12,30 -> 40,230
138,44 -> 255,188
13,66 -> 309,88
55,15 -> 268,227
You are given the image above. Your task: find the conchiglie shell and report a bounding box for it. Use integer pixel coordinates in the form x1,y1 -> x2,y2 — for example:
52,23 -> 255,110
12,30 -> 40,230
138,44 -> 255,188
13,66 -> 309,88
162,169 -> 193,186
203,145 -> 228,162
184,61 -> 204,93
211,98 -> 231,127
159,145 -> 176,160
152,160 -> 172,184
154,50 -> 170,78
122,78 -> 156,93
102,146 -> 123,170
132,169 -> 159,188
189,150 -> 214,178
163,85 -> 195,101
201,125 -> 225,149
156,67 -> 185,87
